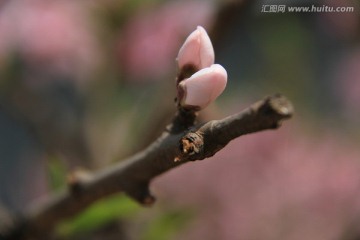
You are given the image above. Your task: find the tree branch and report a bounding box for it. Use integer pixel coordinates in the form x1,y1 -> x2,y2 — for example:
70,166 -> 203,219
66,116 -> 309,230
2,94 -> 293,240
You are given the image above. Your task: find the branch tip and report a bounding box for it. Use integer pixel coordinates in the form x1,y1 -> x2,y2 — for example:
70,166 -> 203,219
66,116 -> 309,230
267,94 -> 294,118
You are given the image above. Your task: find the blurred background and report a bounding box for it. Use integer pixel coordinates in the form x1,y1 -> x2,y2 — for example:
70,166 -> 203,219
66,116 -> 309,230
0,0 -> 360,239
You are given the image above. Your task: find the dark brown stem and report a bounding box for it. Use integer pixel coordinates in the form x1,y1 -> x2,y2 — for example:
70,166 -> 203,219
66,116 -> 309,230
2,94 -> 293,240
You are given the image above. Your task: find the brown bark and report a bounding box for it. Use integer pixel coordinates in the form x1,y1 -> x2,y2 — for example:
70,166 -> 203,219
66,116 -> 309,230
1,94 -> 293,240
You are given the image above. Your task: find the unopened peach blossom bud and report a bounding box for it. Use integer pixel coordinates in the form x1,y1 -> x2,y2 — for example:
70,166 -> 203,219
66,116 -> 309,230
177,26 -> 214,71
178,64 -> 227,110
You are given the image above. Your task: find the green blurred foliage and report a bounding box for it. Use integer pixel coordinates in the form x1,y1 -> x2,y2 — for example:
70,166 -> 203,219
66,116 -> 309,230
140,210 -> 192,240
47,157 -> 68,191
56,194 -> 140,237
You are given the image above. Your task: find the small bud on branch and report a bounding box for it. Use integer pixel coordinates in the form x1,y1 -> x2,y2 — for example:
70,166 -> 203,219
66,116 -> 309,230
176,26 -> 227,111
177,64 -> 227,110
177,26 -> 215,72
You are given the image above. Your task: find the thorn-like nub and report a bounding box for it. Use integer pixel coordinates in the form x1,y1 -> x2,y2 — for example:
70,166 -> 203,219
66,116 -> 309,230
143,195 -> 156,207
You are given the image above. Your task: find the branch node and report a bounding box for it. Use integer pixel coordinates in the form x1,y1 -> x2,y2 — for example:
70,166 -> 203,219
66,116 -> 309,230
142,195 -> 156,207
67,169 -> 92,194
175,131 -> 204,162
125,183 -> 156,206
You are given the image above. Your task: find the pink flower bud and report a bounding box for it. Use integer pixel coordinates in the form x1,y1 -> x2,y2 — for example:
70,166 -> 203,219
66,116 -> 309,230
178,64 -> 227,110
177,26 -> 214,71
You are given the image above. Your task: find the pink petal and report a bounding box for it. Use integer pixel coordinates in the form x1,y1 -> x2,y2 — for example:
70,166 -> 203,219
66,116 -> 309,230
177,26 -> 214,71
179,64 -> 227,109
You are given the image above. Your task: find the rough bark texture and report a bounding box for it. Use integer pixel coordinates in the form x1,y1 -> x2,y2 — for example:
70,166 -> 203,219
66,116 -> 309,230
1,94 -> 293,240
